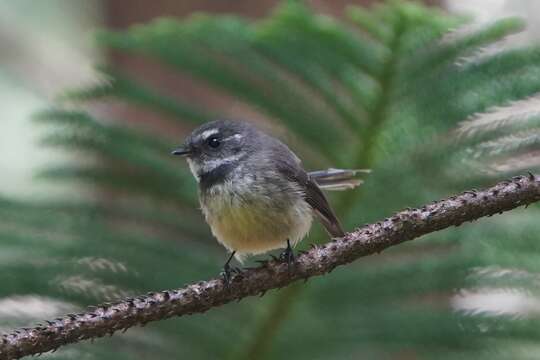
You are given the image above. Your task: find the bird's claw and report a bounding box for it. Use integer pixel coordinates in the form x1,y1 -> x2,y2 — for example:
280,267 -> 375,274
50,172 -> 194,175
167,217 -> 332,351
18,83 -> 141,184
232,266 -> 244,274
221,251 -> 237,287
279,239 -> 295,274
221,264 -> 233,287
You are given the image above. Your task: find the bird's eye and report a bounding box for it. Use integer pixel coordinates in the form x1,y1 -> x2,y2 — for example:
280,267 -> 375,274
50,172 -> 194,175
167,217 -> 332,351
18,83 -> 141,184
207,136 -> 220,149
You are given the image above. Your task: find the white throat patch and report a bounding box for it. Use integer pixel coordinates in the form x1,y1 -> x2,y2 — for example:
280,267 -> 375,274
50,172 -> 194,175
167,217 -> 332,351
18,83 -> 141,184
187,158 -> 202,182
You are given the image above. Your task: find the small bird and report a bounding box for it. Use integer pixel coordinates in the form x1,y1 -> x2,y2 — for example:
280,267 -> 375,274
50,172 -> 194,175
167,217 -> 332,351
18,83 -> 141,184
172,120 -> 364,281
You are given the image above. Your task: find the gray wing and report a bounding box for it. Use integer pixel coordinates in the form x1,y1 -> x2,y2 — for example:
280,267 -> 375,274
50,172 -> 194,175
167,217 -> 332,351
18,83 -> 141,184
304,177 -> 346,237
275,158 -> 345,238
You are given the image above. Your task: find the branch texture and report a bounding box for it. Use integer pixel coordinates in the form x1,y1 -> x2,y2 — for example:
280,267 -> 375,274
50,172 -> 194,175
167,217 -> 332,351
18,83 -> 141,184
2,174 -> 540,359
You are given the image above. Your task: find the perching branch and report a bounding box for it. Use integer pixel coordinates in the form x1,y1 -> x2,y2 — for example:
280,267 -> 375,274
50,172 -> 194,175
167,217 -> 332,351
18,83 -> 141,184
2,174 -> 540,359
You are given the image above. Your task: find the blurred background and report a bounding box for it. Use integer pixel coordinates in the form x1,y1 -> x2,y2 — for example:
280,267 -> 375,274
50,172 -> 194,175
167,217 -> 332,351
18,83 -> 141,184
3,0 -> 540,359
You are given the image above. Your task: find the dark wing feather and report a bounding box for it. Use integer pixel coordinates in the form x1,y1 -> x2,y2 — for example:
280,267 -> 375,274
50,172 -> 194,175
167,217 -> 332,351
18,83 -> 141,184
304,179 -> 345,237
275,157 -> 345,238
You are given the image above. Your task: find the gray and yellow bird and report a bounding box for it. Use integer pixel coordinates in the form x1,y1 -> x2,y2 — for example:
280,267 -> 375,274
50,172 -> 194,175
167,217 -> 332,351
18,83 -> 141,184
172,120 -> 364,281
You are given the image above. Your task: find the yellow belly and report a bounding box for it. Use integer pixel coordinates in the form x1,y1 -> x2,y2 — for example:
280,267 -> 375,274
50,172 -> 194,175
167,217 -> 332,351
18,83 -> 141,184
202,196 -> 312,260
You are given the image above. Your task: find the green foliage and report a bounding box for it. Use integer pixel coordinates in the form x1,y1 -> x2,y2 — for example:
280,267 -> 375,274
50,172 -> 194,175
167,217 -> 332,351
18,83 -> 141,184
3,1 -> 540,359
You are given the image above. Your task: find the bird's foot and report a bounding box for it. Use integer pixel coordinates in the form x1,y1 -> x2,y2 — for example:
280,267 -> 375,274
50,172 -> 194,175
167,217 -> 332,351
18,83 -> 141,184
279,239 -> 295,274
221,264 -> 233,287
232,266 -> 244,274
221,251 -> 237,287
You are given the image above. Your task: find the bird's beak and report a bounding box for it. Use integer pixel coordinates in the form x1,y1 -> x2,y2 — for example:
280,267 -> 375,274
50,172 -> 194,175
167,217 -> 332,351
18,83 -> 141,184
171,146 -> 191,157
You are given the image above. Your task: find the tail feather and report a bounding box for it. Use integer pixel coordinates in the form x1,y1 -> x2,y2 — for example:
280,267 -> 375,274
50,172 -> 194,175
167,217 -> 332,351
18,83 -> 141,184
308,168 -> 370,191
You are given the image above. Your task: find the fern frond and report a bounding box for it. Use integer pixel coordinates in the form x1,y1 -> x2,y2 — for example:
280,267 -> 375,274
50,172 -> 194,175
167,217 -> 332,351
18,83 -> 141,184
96,18 -> 350,155
63,66 -> 214,124
472,129 -> 540,157
457,95 -> 540,138
6,2 -> 540,359
402,17 -> 525,82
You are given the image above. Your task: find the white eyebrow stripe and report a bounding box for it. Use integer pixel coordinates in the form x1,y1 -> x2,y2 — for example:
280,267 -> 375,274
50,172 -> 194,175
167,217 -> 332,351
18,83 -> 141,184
199,129 -> 219,140
222,134 -> 243,141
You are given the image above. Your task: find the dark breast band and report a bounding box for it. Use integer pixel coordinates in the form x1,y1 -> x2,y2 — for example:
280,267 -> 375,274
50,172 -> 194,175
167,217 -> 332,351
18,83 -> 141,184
199,162 -> 237,191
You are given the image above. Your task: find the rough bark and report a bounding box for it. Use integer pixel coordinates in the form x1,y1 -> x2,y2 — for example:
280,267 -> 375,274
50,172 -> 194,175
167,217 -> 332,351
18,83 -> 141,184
1,173 -> 539,359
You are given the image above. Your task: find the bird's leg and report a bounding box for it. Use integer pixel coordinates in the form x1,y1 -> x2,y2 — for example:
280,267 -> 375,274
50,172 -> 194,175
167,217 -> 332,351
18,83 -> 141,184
221,251 -> 236,286
280,239 -> 295,273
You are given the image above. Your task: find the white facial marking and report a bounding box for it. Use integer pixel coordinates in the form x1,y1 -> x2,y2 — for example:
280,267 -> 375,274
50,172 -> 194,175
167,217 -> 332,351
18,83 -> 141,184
200,153 -> 244,173
199,129 -> 219,141
187,152 -> 246,181
187,158 -> 201,182
224,134 -> 243,141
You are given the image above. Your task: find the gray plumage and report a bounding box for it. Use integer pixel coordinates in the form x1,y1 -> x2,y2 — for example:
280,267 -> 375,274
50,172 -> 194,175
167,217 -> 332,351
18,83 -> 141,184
172,120 -> 364,260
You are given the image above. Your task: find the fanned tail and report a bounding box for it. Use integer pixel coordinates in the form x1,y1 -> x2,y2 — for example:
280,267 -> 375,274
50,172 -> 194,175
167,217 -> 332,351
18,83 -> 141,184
308,168 -> 370,191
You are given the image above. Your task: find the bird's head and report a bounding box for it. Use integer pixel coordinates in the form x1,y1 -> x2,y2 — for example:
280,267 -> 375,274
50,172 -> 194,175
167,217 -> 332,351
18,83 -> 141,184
172,120 -> 255,181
